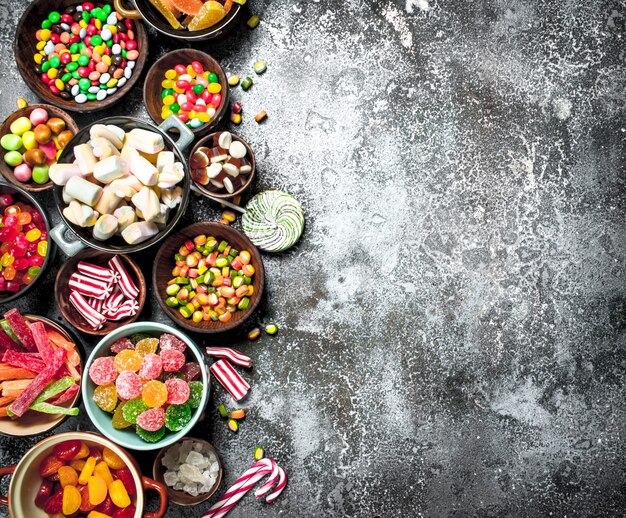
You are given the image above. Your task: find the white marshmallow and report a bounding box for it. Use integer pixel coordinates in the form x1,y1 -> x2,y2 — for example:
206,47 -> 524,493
109,176 -> 142,198
161,187 -> 183,209
90,137 -> 121,159
156,151 -> 175,173
65,176 -> 103,207
121,221 -> 159,245
152,203 -> 170,225
93,214 -> 119,241
94,187 -> 123,215
157,162 -> 184,189
130,152 -> 159,186
90,124 -> 123,149
131,186 -> 160,222
93,156 -> 125,184
126,128 -> 165,154
49,163 -> 82,186
63,200 -> 98,227
113,206 -> 137,232
74,144 -> 98,175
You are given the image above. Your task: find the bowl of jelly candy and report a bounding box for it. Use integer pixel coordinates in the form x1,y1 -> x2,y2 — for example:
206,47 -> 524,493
82,322 -> 209,451
0,184 -> 53,303
0,431 -> 168,517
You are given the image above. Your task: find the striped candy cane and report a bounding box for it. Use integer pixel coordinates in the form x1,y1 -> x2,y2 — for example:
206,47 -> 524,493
203,458 -> 287,518
205,347 -> 253,368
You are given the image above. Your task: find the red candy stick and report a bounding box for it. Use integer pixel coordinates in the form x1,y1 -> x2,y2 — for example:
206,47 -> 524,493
108,256 -> 138,300
77,261 -> 118,284
69,291 -> 106,330
104,299 -> 139,321
86,296 -> 104,313
209,359 -> 249,401
205,347 -> 252,369
30,321 -> 55,364
68,272 -> 113,299
4,308 -> 37,352
103,285 -> 125,313
2,350 -> 46,372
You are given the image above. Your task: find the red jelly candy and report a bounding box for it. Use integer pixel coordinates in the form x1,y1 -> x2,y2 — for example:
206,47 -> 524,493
38,455 -> 64,478
52,439 -> 82,460
111,337 -> 135,354
181,362 -> 201,382
159,333 -> 187,353
115,370 -> 143,400
96,494 -> 116,515
160,349 -> 186,372
35,479 -> 53,508
136,407 -> 165,432
43,490 -> 63,514
79,483 -> 96,512
89,446 -> 104,463
114,467 -> 137,496
138,353 -> 162,380
114,504 -> 137,518
89,356 -> 118,386
165,378 -> 190,405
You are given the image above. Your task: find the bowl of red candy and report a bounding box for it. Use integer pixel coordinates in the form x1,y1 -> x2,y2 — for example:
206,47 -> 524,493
0,183 -> 53,303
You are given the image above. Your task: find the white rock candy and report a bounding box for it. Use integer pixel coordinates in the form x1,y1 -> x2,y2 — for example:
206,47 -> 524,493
161,440 -> 219,495
186,450 -> 209,469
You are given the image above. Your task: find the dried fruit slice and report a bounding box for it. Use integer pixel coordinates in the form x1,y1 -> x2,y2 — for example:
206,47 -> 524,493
188,1 -> 226,31
171,0 -> 204,15
149,0 -> 182,29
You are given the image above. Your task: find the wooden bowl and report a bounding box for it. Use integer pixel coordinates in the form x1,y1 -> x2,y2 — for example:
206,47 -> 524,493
114,0 -> 242,42
0,105 -> 79,192
190,132 -> 255,200
15,0 -> 149,113
54,250 -> 146,335
0,316 -> 83,438
153,222 -> 264,334
152,438 -> 223,506
144,49 -> 229,138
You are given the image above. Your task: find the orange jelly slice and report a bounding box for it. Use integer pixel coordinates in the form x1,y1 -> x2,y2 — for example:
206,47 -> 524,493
171,0 -> 205,15
149,0 -> 182,29
188,1 -> 226,31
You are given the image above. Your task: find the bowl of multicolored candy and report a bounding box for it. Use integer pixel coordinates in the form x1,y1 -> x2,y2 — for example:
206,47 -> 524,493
15,0 -> 149,113
82,322 -> 209,451
0,185 -> 53,303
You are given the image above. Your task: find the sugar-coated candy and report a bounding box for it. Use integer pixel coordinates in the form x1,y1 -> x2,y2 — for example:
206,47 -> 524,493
142,380 -> 168,408
165,403 -> 192,432
181,362 -> 201,382
135,337 -> 159,356
122,397 -> 149,424
93,383 -> 118,412
138,353 -> 163,380
160,348 -> 186,372
115,370 -> 143,400
159,333 -> 187,352
102,447 -> 126,470
111,338 -> 135,354
112,401 -> 132,430
136,425 -> 166,443
188,380 -> 204,409
165,378 -> 190,405
114,349 -> 143,372
130,333 -> 151,344
89,356 -> 118,386
136,407 -> 166,432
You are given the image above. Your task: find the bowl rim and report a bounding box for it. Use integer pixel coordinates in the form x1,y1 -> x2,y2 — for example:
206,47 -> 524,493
51,115 -> 191,254
7,431 -> 146,517
0,183 -> 56,304
14,0 -> 150,113
54,250 -> 147,335
0,104 -> 79,192
130,0 -> 241,41
143,48 -> 230,137
189,131 -> 256,200
151,221 -> 265,334
0,315 -> 83,439
81,321 -> 210,451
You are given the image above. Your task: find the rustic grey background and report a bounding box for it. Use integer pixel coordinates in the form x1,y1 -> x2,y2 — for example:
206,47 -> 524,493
0,0 -> 625,516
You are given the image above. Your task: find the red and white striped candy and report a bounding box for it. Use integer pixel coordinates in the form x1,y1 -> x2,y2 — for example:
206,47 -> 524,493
86,296 -> 104,313
210,359 -> 250,401
108,256 -> 139,300
104,299 -> 139,321
68,272 -> 112,299
77,261 -> 118,284
103,285 -> 125,313
203,458 -> 287,518
69,291 -> 106,330
205,347 -> 252,369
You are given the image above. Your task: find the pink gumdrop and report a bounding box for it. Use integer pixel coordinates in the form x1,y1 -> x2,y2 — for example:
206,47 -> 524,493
29,108 -> 49,126
195,76 -> 208,87
13,163 -> 32,183
38,141 -> 57,161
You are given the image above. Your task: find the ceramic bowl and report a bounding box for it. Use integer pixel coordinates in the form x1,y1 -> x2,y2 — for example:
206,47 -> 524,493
0,316 -> 82,438
82,322 -> 210,451
0,431 -> 168,517
153,438 -> 223,506
152,222 -> 264,334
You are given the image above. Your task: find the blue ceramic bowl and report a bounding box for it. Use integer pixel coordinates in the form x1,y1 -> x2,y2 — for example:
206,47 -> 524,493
82,322 -> 209,451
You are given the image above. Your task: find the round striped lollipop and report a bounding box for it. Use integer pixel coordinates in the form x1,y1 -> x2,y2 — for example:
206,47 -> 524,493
241,190 -> 304,252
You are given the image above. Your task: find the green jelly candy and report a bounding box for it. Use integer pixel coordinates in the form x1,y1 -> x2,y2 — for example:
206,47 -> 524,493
1,134 -> 22,152
61,73 -> 72,82
86,93 -> 97,101
78,54 -> 89,67
112,402 -> 132,429
165,403 -> 191,432
78,78 -> 90,91
193,84 -> 205,94
32,165 -> 49,184
4,151 -> 23,167
41,19 -> 52,29
49,55 -> 61,69
41,61 -> 51,73
188,381 -> 203,409
48,11 -> 61,23
208,73 -> 218,83
122,398 -> 149,424
70,43 -> 79,54
82,11 -> 92,22
136,425 -> 165,443
129,333 -> 151,344
170,103 -> 180,113
103,3 -> 112,15
91,35 -> 103,46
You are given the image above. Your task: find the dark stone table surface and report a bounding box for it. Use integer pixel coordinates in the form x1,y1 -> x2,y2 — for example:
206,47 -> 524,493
0,0 -> 625,516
